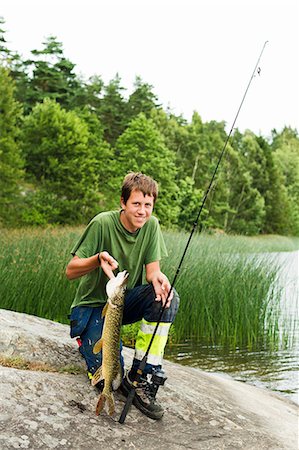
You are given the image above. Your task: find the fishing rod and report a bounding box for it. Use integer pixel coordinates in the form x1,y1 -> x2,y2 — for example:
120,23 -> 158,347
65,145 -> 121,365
119,40 -> 269,424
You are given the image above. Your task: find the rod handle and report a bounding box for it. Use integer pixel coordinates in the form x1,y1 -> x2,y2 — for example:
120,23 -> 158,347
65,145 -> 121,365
119,387 -> 135,424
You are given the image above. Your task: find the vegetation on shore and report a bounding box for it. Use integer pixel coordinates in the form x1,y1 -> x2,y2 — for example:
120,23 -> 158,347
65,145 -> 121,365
1,18 -> 299,236
1,227 -> 297,350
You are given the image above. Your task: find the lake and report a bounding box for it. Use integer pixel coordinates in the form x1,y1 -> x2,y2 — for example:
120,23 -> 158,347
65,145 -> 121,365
165,251 -> 299,404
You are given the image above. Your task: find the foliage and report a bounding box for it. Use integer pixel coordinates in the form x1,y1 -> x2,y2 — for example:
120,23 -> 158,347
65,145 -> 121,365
0,17 -> 298,235
222,138 -> 265,234
272,128 -> 299,235
127,76 -> 160,121
20,36 -> 82,113
20,99 -> 104,224
98,74 -> 128,145
0,66 -> 24,225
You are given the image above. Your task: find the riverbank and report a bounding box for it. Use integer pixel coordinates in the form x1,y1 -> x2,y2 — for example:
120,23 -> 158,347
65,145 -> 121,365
0,309 -> 298,449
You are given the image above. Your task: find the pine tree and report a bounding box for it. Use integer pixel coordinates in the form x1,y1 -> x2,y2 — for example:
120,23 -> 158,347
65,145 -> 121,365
99,74 -> 128,145
0,66 -> 24,224
272,127 -> 299,235
127,76 -> 160,121
21,36 -> 82,113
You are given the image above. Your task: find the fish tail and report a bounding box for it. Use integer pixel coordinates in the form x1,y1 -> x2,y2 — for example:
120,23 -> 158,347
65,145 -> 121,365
95,393 -> 106,415
106,393 -> 115,416
95,392 -> 115,416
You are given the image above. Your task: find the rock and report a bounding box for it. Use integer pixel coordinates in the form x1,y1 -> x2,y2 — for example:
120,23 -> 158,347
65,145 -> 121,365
0,309 -> 298,449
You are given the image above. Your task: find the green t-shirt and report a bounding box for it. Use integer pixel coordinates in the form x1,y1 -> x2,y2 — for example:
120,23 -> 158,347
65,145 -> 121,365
70,210 -> 168,309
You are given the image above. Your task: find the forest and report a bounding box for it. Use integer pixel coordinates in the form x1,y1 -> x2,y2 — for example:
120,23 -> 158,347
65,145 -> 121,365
1,18 -> 298,235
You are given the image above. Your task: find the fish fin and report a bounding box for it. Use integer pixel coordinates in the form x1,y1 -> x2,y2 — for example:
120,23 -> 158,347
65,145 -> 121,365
95,393 -> 106,415
91,366 -> 103,386
101,303 -> 108,317
112,365 -> 123,391
93,338 -> 103,354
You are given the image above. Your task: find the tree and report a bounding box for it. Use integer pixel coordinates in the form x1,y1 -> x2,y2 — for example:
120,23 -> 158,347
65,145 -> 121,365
99,74 -> 128,145
0,17 -> 21,67
221,145 -> 265,234
272,127 -> 299,235
0,66 -> 24,225
181,116 -> 233,230
255,135 -> 290,234
74,105 -> 116,208
150,109 -> 189,175
0,17 -> 31,109
127,76 -> 160,121
175,177 -> 207,230
70,74 -> 104,112
0,16 -> 11,61
20,98 -> 104,224
19,36 -> 83,113
113,113 -> 179,226
229,129 -> 298,235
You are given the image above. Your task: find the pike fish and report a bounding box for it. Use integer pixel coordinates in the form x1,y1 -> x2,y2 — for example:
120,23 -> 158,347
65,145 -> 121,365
92,270 -> 129,416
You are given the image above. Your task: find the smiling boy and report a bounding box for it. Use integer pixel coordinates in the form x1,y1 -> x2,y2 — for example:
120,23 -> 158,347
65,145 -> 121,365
66,172 -> 180,420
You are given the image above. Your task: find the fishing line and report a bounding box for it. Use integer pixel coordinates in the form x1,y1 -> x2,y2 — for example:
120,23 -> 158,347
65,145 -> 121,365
119,40 -> 269,424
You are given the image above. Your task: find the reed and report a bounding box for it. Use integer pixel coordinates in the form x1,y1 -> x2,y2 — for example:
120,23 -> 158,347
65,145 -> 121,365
0,227 -> 297,349
0,227 -> 82,323
161,231 -> 295,349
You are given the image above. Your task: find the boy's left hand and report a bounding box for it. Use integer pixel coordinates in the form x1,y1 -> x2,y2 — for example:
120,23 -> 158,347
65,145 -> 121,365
152,273 -> 173,308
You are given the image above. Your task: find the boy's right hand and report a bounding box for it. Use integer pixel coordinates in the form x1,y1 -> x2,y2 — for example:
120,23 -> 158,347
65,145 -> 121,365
99,251 -> 119,279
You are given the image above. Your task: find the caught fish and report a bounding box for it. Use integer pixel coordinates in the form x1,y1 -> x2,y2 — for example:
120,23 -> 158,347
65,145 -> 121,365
92,270 -> 129,416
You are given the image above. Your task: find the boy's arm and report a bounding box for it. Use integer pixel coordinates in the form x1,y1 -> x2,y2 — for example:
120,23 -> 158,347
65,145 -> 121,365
66,252 -> 118,280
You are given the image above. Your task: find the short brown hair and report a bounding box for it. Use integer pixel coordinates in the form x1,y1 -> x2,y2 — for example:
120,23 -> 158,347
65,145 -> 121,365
121,172 -> 158,204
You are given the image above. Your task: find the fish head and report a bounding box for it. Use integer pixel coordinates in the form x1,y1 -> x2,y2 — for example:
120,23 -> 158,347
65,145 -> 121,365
106,270 -> 129,304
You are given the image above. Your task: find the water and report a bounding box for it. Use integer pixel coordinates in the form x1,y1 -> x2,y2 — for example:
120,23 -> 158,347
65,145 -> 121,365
165,251 -> 299,405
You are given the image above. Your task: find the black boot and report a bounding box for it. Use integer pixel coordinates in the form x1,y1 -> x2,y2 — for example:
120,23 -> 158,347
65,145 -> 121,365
120,371 -> 164,420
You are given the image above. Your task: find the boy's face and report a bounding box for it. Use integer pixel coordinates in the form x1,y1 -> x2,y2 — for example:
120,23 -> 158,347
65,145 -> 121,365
120,189 -> 154,232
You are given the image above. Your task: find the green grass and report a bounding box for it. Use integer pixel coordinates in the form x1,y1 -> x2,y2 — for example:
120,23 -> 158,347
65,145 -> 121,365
161,231 -> 297,348
0,227 -> 297,349
0,227 -> 82,323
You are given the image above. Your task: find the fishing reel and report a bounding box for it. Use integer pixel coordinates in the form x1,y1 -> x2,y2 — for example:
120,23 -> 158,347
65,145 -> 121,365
149,367 -> 167,399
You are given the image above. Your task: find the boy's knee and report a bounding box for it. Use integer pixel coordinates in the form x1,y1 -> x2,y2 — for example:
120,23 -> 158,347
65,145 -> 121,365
144,288 -> 180,323
165,288 -> 180,321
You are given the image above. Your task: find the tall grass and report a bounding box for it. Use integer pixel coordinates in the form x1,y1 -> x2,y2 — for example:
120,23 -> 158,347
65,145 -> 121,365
162,231 -> 297,349
0,227 -> 297,349
0,227 -> 83,323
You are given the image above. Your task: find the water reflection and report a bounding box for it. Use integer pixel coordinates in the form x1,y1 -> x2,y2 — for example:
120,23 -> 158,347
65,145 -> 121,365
165,251 -> 299,405
165,341 -> 299,404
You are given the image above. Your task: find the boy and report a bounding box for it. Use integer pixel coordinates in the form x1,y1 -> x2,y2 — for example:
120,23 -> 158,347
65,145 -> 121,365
66,172 -> 179,419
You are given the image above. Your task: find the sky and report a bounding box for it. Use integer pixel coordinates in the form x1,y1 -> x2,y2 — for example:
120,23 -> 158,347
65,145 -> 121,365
1,0 -> 299,137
